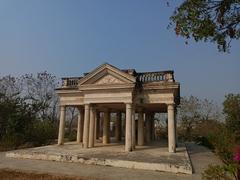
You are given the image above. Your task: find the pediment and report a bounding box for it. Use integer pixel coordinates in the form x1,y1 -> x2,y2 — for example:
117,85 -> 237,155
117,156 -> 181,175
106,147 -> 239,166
94,74 -> 125,85
78,63 -> 136,86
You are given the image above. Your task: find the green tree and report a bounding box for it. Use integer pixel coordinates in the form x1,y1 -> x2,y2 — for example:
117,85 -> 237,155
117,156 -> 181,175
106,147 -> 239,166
0,94 -> 35,148
223,94 -> 240,135
170,0 -> 240,52
0,73 -> 59,150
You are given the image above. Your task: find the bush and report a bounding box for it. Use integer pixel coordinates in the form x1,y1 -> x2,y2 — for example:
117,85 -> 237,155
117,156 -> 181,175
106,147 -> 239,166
195,136 -> 214,150
67,130 -> 77,141
1,133 -> 25,149
200,121 -> 239,179
28,120 -> 58,146
202,164 -> 238,180
208,125 -> 236,163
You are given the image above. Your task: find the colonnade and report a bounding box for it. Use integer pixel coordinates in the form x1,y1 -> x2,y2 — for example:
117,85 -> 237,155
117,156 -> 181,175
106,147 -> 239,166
58,103 -> 177,153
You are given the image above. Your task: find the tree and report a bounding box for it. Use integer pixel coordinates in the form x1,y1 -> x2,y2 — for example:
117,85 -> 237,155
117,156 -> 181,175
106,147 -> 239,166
178,96 -> 201,139
66,107 -> 77,135
21,72 -> 59,122
170,0 -> 240,52
0,75 -> 22,98
223,94 -> 240,134
0,85 -> 36,147
0,74 -> 59,149
200,98 -> 222,121
178,96 -> 221,140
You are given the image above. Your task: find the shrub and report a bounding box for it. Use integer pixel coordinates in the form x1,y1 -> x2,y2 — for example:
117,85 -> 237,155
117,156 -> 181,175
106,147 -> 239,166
202,164 -> 238,180
208,125 -> 236,163
1,133 -> 25,149
28,120 -> 58,146
67,130 -> 77,141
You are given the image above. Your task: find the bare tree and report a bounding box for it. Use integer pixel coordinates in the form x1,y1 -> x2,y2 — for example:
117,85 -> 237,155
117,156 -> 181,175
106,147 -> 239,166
21,71 -> 59,122
66,107 -> 78,134
177,96 -> 221,140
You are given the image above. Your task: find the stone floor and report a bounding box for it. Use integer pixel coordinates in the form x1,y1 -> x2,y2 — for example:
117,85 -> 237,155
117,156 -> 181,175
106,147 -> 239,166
1,143 -> 222,180
6,140 -> 192,174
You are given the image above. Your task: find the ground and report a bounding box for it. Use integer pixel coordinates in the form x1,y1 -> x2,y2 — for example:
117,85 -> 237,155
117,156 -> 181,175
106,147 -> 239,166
0,143 -> 221,180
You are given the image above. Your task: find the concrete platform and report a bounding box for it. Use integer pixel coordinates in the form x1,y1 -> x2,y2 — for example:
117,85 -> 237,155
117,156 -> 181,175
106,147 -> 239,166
6,141 -> 192,174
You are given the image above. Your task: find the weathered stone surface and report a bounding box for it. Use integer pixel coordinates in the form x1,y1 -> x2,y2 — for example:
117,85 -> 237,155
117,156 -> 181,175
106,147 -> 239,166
6,141 -> 192,174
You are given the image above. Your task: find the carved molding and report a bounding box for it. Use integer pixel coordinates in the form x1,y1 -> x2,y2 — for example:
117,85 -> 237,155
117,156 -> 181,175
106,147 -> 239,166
78,63 -> 136,86
94,74 -> 124,85
84,96 -> 132,103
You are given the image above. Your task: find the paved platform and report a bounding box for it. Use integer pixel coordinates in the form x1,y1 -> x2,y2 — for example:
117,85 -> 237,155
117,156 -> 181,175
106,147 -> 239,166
6,141 -> 192,174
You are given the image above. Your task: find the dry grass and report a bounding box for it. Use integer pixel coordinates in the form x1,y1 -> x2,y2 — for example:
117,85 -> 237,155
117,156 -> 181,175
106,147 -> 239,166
0,169 -> 97,180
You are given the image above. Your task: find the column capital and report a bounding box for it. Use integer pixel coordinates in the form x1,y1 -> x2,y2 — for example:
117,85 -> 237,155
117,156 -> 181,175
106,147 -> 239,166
90,105 -> 96,110
59,105 -> 66,111
84,104 -> 90,109
125,103 -> 132,109
167,103 -> 175,109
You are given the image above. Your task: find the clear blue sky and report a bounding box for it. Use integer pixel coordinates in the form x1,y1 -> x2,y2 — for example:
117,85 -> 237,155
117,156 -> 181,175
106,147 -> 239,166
0,0 -> 239,104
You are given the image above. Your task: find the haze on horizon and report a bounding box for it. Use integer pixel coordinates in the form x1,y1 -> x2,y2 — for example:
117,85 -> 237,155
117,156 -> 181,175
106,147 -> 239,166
0,0 -> 239,105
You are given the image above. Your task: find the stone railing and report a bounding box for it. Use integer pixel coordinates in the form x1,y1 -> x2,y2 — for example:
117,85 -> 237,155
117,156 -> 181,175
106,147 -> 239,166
137,71 -> 174,83
62,77 -> 81,88
61,71 -> 174,88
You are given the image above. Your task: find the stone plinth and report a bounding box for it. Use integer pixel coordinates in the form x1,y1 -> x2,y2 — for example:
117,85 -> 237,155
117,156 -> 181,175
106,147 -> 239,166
6,141 -> 192,174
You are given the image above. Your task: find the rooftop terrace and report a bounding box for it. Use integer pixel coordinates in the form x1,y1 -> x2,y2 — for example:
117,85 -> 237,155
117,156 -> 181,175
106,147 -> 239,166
61,69 -> 175,88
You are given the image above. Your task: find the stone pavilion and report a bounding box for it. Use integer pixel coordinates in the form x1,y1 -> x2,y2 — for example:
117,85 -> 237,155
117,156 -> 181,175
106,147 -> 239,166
56,63 -> 180,153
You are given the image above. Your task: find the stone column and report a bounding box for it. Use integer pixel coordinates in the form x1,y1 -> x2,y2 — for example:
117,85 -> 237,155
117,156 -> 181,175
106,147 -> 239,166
89,106 -> 96,148
175,108 -> 178,147
168,104 -> 176,153
77,108 -> 84,143
115,112 -> 121,142
99,113 -> 103,138
58,106 -> 66,145
145,113 -> 151,143
138,110 -> 144,146
122,113 -> 126,138
125,103 -> 132,152
151,113 -> 155,141
83,104 -> 90,148
95,112 -> 100,140
103,110 -> 110,144
132,107 -> 136,150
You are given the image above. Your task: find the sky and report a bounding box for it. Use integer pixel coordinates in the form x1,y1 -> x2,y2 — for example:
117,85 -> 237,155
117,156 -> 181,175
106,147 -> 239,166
0,0 -> 239,105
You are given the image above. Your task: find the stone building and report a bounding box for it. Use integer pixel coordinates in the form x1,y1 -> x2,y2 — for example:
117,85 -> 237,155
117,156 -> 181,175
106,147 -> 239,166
56,63 -> 180,153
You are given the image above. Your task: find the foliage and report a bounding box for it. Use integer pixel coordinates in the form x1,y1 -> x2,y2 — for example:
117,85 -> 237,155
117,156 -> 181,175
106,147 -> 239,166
177,96 -> 220,140
177,96 -> 201,140
170,0 -> 240,52
66,130 -> 77,142
234,147 -> 240,162
200,94 -> 240,180
0,73 -> 59,150
223,94 -> 240,136
27,120 -> 58,146
202,164 -> 238,180
0,96 -> 34,148
207,123 -> 236,163
200,123 -> 239,179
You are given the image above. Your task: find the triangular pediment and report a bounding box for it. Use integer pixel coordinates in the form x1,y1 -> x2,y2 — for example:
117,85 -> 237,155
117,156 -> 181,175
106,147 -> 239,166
78,63 -> 136,86
94,74 -> 125,85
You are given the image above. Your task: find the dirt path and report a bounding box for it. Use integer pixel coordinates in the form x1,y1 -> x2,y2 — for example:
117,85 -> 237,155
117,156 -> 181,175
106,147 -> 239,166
0,143 -> 221,180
